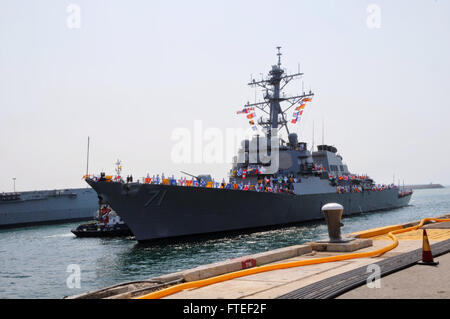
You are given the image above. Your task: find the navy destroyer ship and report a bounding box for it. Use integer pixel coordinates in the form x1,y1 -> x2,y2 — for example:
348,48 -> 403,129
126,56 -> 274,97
85,49 -> 412,242
0,188 -> 98,228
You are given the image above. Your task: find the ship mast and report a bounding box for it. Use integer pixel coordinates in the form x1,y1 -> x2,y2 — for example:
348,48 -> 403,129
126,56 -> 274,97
245,47 -> 314,138
115,159 -> 122,177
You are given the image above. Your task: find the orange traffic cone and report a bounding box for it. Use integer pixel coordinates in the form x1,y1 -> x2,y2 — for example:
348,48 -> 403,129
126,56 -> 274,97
417,229 -> 439,266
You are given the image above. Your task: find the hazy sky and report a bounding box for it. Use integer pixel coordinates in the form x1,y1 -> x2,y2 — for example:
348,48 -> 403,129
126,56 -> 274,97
1,0 -> 450,192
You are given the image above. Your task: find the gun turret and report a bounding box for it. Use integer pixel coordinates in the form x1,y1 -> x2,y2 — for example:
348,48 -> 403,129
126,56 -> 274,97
180,171 -> 213,183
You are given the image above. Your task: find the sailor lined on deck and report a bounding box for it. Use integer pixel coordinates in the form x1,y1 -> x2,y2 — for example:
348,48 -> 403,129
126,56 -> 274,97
100,171 -> 301,195
94,171 -> 299,196
336,183 -> 397,194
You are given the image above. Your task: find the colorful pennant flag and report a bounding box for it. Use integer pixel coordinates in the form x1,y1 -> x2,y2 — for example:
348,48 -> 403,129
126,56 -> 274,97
236,107 -> 255,114
291,98 -> 313,124
237,106 -> 258,131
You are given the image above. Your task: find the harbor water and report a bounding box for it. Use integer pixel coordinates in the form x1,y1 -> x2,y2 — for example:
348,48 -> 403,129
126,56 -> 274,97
0,188 -> 448,299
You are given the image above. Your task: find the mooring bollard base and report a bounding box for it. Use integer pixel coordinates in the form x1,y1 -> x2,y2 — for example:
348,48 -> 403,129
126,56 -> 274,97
315,237 -> 356,244
310,238 -> 373,252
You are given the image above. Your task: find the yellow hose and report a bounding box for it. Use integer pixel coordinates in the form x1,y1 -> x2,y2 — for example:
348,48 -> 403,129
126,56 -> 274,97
137,217 -> 450,299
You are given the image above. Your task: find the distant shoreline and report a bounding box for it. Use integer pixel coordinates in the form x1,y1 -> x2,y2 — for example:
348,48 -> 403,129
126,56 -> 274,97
403,184 -> 445,190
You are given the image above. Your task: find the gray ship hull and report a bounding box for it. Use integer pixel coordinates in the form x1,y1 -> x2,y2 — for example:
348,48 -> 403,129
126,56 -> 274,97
86,179 -> 412,242
0,188 -> 98,228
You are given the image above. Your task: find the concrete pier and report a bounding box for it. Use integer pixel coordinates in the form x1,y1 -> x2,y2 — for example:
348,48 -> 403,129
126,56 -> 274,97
69,214 -> 450,299
338,252 -> 450,299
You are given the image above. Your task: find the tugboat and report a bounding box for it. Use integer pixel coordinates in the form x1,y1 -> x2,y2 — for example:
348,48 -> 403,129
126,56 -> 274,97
85,48 -> 412,242
72,161 -> 133,238
71,204 -> 133,238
